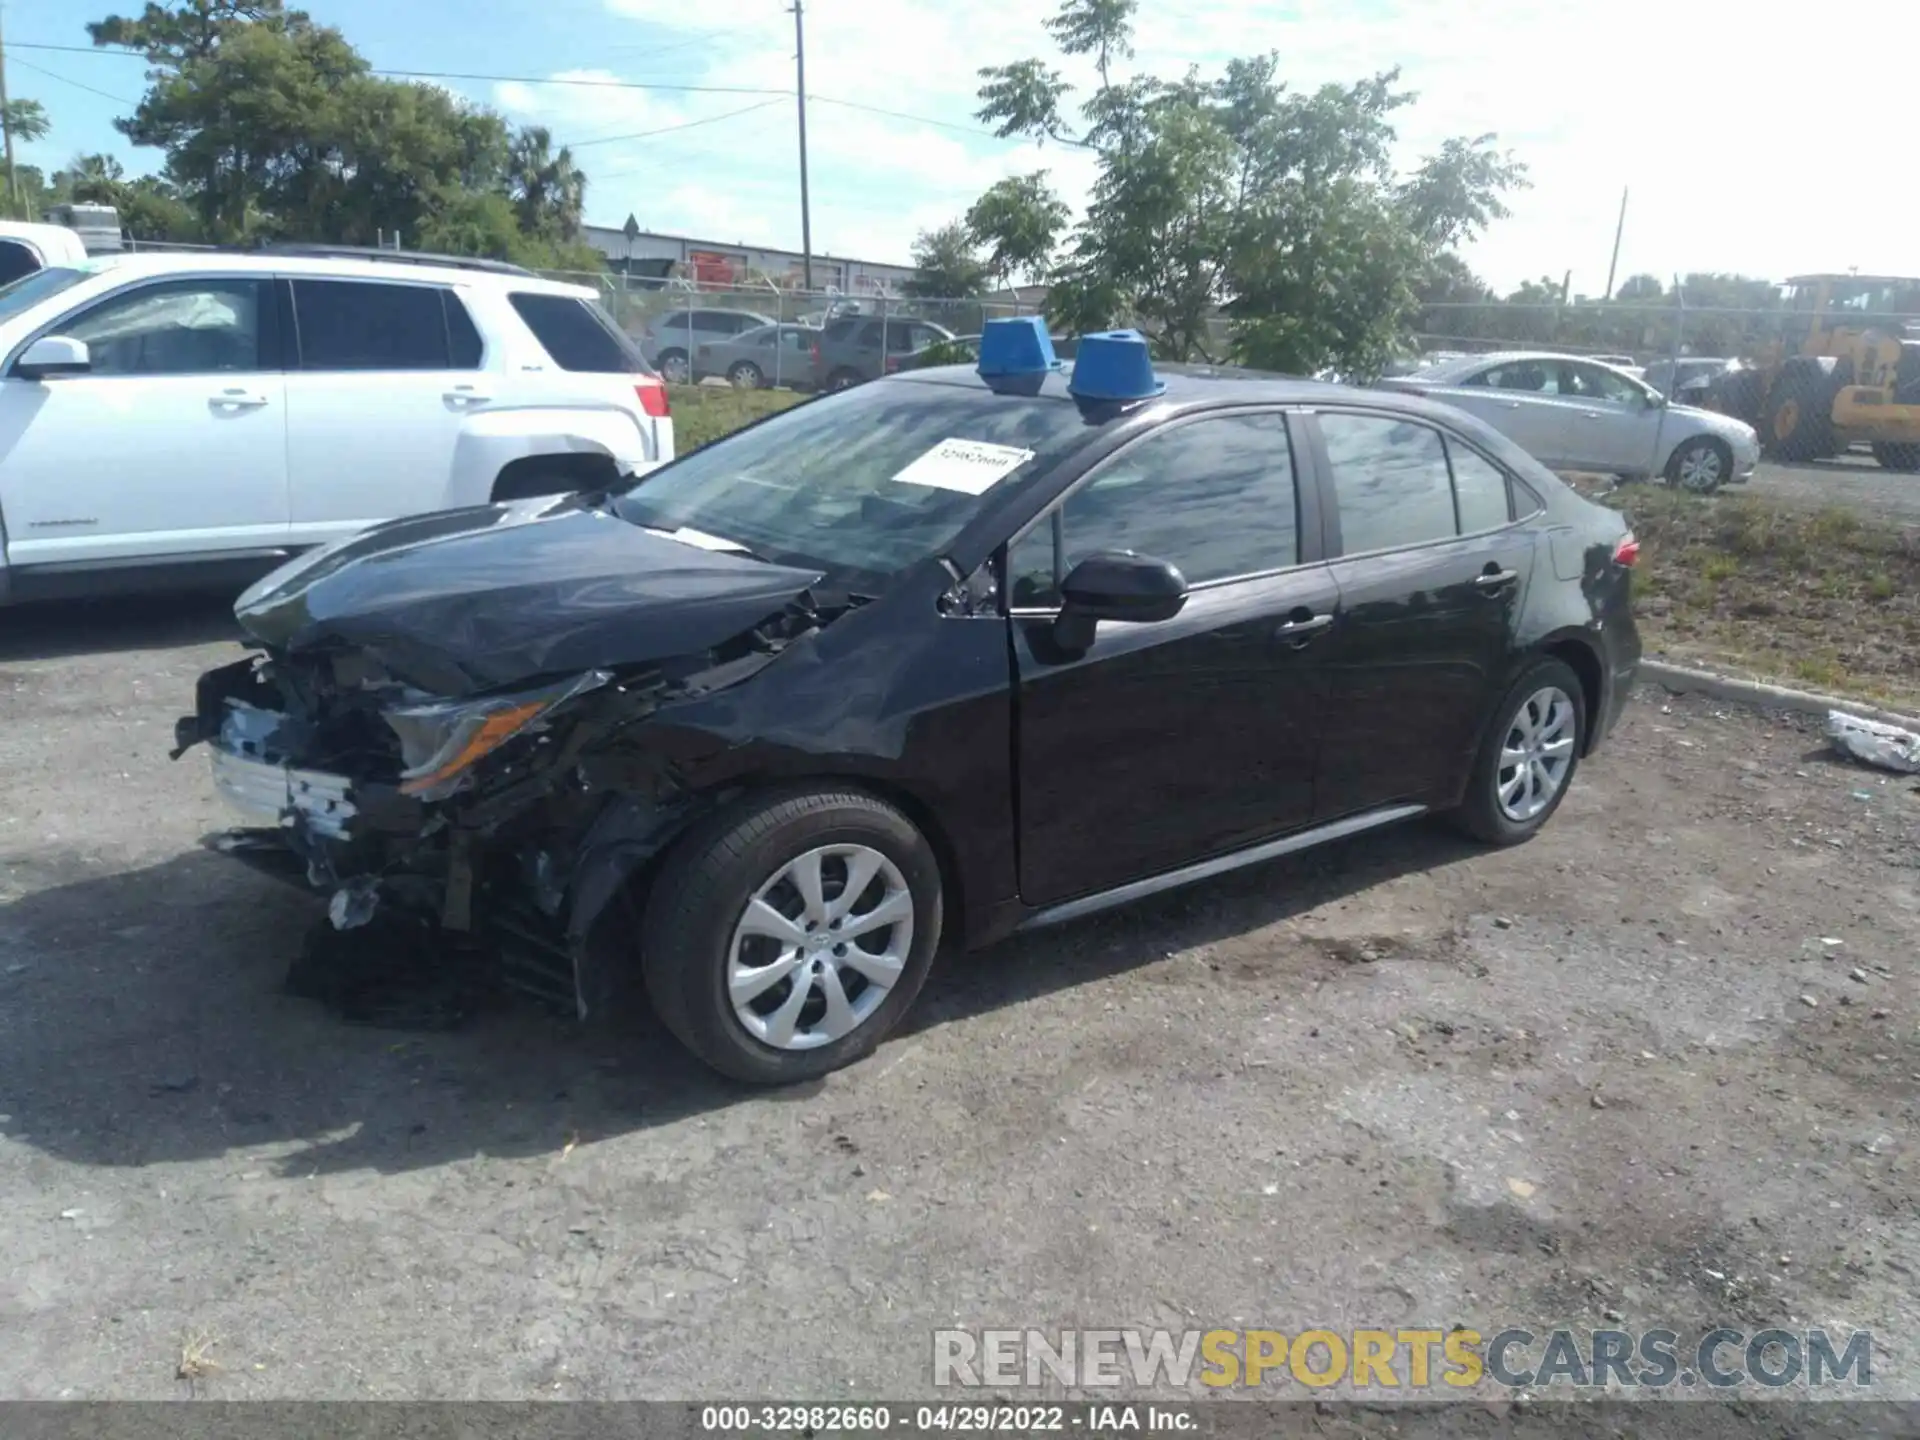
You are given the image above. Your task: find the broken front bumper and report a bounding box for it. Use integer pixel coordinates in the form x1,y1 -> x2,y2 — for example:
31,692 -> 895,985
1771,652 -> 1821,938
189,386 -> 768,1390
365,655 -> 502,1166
209,742 -> 359,841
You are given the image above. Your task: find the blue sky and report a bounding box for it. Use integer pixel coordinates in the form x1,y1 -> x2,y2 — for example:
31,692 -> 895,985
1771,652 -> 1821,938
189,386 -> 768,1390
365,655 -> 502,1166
8,0 -> 1916,294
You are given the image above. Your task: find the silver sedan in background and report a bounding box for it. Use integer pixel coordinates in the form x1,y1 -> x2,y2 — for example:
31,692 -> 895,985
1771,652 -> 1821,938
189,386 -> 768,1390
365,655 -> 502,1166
1378,351 -> 1760,493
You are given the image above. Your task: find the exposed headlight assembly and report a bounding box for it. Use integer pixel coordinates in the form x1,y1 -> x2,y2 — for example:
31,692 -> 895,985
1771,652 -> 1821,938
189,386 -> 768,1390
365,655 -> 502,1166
384,671 -> 611,800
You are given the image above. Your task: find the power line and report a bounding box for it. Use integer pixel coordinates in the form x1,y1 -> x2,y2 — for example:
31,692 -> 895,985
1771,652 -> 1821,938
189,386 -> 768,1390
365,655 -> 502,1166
566,98 -> 784,148
809,93 -> 999,138
7,54 -> 137,105
8,39 -> 1012,138
8,42 -> 791,96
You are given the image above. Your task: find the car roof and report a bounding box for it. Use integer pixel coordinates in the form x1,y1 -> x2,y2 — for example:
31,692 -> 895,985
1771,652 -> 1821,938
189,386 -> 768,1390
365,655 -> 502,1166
1408,350 -> 1642,383
70,251 -> 598,298
888,361 -> 1409,410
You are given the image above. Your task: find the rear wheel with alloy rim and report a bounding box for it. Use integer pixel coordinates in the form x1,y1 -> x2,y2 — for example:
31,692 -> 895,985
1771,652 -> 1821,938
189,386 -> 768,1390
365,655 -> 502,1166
1452,657 -> 1587,845
641,788 -> 942,1083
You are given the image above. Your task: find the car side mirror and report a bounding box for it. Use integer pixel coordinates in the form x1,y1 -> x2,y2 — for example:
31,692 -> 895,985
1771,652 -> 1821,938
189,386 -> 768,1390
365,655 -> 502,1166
14,334 -> 90,380
1053,551 -> 1188,649
1645,389 -> 1668,409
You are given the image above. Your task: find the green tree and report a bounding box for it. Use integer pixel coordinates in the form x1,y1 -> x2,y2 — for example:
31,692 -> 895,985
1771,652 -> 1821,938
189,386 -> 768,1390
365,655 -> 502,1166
965,171 -> 1069,289
1,98 -> 52,218
970,0 -> 1528,375
1,98 -> 51,146
1615,273 -> 1664,302
89,0 -> 600,261
507,125 -> 585,243
903,222 -> 990,298
49,151 -> 202,240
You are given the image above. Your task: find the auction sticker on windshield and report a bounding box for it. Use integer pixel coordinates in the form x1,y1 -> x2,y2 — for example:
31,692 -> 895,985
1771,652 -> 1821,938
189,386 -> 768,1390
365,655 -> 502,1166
891,438 -> 1036,496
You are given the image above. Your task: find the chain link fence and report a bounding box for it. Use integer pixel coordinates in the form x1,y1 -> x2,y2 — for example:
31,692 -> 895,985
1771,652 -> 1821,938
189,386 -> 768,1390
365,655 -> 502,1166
532,271 -> 1048,390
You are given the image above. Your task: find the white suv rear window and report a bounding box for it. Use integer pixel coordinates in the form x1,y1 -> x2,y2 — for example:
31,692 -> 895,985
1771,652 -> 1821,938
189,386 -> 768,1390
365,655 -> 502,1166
510,292 -> 653,375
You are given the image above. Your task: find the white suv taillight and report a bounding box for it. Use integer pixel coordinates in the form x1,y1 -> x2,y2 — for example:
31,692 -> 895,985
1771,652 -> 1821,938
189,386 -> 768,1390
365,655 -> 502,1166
635,377 -> 670,418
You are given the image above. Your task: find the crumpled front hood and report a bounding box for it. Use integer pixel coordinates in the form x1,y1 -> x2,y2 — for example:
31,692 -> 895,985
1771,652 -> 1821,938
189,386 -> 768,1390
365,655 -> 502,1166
235,496 -> 827,696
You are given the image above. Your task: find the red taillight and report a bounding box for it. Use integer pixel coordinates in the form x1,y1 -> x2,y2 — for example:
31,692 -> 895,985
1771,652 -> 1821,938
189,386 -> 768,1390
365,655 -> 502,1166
1612,532 -> 1639,567
635,378 -> 670,418
810,342 -> 821,364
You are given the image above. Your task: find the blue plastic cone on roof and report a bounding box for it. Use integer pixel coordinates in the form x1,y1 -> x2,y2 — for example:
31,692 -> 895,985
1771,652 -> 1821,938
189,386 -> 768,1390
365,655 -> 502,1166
976,315 -> 1060,378
1067,329 -> 1164,402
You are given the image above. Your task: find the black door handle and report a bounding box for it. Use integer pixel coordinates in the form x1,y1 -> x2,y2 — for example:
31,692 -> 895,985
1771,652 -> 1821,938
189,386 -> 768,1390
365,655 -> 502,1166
1474,568 -> 1519,591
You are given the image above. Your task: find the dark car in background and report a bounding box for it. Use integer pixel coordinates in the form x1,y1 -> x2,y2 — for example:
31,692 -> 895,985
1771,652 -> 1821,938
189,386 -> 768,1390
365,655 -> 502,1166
1642,356 -> 1741,407
694,322 -> 821,389
809,313 -> 956,390
176,325 -> 1641,1087
640,306 -> 777,382
892,332 -> 1080,372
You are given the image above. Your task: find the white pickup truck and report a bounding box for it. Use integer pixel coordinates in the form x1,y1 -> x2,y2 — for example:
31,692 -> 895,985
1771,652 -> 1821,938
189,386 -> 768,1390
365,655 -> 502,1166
0,245 -> 674,604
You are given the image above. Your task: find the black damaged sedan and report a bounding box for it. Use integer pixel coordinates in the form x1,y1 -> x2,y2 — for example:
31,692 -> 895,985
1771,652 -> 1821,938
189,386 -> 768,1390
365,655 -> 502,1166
176,324 -> 1641,1084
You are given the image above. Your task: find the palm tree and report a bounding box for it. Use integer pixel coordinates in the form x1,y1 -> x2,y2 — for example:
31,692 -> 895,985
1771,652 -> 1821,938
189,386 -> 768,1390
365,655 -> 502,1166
507,126 -> 585,242
1,98 -> 50,218
59,153 -> 126,204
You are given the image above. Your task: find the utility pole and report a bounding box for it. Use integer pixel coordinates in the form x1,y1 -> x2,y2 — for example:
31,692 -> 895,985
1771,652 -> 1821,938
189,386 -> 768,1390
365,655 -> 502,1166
0,3 -> 18,220
1603,186 -> 1628,301
790,0 -> 813,291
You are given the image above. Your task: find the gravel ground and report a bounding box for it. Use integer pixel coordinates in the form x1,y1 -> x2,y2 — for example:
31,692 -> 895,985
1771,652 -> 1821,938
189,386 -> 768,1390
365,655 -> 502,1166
1747,455 -> 1920,527
1,596 -> 1917,1403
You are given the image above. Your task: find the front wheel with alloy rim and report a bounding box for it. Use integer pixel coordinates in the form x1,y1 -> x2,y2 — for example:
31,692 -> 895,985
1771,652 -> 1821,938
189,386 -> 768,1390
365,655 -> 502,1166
1665,435 -> 1731,494
640,788 -> 943,1083
1451,658 -> 1587,846
728,360 -> 764,389
655,349 -> 690,384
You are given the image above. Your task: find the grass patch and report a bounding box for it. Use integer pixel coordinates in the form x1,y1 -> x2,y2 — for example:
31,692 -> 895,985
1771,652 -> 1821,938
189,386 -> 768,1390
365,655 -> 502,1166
1604,486 -> 1920,707
666,384 -> 807,452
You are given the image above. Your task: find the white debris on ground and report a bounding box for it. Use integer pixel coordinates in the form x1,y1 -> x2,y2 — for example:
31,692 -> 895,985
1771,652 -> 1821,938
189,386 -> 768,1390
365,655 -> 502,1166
1827,709 -> 1920,775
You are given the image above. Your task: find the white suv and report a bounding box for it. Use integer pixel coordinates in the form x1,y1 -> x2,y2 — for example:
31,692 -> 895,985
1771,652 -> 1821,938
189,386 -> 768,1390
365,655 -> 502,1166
0,245 -> 674,604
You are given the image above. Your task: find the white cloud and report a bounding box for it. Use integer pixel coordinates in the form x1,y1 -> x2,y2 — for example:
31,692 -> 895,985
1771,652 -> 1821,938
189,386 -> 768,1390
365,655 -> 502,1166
577,0 -> 1920,292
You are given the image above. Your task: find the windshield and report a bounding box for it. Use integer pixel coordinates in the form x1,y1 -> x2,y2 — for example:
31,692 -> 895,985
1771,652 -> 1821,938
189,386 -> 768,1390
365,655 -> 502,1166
0,266 -> 89,327
614,380 -> 1100,591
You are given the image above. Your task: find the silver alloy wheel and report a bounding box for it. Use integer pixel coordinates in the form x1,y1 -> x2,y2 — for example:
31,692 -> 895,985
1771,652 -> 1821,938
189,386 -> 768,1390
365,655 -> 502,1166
1675,440 -> 1725,493
729,363 -> 761,390
1496,686 -> 1576,823
659,353 -> 690,383
726,843 -> 914,1051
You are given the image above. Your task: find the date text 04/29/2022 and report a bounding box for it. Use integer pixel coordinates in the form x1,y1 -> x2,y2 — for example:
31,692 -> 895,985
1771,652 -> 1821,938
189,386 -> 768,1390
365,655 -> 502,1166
700,1405 -> 1195,1433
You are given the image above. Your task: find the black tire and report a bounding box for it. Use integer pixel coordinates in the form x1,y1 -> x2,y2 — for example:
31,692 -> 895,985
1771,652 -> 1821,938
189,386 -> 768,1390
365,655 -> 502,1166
1870,441 -> 1920,473
1664,434 -> 1733,494
1705,368 -> 1765,428
1451,657 -> 1587,846
1764,369 -> 1838,461
656,348 -> 690,383
727,360 -> 764,390
640,787 -> 943,1084
826,367 -> 862,392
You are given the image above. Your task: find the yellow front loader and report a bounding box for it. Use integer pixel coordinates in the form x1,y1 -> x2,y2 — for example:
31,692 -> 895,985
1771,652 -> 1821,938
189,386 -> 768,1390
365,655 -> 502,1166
1706,274 -> 1920,471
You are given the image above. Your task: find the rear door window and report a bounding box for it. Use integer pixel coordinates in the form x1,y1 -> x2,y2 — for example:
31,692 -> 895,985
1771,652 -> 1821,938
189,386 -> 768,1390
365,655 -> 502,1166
1447,439 -> 1514,533
292,280 -> 450,371
509,292 -> 648,373
1318,412 -> 1458,554
445,292 -> 484,367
